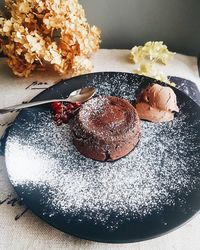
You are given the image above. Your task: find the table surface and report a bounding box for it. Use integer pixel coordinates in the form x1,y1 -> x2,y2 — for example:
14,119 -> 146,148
0,49 -> 200,250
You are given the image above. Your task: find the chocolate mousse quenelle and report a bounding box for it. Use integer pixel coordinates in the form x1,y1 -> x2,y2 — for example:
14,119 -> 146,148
135,83 -> 179,123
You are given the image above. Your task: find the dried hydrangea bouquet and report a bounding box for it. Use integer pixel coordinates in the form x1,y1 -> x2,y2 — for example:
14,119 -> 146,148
0,0 -> 101,77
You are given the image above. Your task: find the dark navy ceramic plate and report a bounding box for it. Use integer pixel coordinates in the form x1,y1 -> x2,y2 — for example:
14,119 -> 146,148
4,72 -> 200,243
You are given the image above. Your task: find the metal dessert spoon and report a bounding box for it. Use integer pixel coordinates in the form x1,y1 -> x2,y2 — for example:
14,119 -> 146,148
0,86 -> 96,114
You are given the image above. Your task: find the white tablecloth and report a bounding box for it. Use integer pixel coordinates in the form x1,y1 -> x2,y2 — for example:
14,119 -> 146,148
0,49 -> 200,250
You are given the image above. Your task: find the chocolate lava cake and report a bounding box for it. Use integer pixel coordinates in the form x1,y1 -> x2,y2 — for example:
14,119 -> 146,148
72,96 -> 140,161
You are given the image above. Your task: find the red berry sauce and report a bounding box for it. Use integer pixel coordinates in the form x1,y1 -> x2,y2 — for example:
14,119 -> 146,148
51,101 -> 81,126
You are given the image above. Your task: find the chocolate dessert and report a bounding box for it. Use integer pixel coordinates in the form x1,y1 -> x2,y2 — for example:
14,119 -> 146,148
135,83 -> 179,123
72,96 -> 140,161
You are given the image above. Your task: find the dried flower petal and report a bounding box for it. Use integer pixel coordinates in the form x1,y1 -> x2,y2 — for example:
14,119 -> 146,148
130,41 -> 175,65
130,41 -> 175,86
133,62 -> 175,86
0,0 -> 101,77
72,56 -> 93,76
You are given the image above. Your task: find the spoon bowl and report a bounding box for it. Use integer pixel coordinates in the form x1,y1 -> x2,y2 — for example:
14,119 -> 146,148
68,87 -> 96,103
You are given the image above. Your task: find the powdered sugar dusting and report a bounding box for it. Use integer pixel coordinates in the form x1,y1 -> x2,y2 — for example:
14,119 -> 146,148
5,106 -> 200,229
79,96 -> 109,127
5,73 -> 200,230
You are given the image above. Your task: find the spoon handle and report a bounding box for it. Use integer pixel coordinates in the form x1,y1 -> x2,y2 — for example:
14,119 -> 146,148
0,98 -> 71,114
